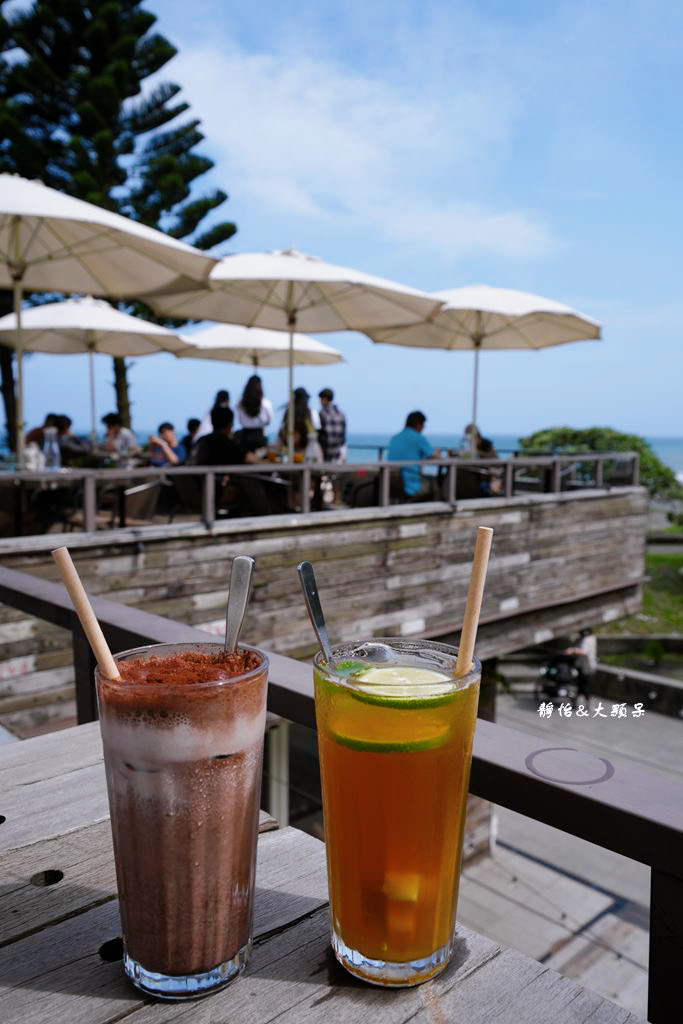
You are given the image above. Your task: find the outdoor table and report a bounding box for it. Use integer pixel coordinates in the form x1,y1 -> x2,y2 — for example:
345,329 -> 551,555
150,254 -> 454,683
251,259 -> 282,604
0,722 -> 646,1024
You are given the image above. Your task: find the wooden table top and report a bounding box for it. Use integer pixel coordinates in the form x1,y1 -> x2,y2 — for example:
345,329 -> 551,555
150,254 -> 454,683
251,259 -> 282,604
0,722 -> 646,1024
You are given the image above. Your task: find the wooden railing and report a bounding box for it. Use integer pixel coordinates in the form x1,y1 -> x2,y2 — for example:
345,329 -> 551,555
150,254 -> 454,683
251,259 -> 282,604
0,451 -> 640,535
0,561 -> 677,1023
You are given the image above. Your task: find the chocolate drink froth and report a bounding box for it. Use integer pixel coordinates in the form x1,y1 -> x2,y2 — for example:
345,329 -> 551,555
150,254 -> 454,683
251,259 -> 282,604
97,645 -> 268,979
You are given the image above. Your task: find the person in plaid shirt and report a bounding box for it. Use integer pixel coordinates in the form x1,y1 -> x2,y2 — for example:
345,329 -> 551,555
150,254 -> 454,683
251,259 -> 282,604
318,389 -> 347,463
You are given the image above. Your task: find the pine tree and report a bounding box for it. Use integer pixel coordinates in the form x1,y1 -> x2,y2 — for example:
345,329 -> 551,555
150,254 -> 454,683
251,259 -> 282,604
0,0 -> 236,440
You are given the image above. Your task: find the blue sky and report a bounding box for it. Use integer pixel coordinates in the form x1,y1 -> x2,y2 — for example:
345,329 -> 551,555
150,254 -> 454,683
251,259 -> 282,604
22,0 -> 683,437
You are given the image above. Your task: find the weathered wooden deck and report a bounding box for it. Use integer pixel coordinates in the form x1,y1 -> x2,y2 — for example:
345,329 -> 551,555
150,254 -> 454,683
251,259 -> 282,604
0,486 -> 647,735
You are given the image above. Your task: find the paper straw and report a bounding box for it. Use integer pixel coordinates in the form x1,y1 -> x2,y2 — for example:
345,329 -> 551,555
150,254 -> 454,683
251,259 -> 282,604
455,526 -> 494,677
52,546 -> 120,680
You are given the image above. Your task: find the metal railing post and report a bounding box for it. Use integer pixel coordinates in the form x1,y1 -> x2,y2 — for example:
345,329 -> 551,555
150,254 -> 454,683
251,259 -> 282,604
71,619 -> 99,723
267,720 -> 290,827
552,459 -> 562,493
202,472 -> 215,527
595,458 -> 604,488
300,468 -> 311,514
447,464 -> 457,503
380,465 -> 390,506
632,454 -> 640,486
648,867 -> 683,1023
504,461 -> 514,497
83,474 -> 96,533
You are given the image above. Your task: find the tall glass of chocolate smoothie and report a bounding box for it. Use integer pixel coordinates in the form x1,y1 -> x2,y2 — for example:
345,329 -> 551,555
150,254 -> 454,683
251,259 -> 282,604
95,641 -> 269,999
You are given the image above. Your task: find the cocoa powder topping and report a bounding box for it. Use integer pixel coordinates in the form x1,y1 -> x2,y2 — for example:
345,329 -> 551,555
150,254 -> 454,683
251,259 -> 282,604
116,649 -> 261,686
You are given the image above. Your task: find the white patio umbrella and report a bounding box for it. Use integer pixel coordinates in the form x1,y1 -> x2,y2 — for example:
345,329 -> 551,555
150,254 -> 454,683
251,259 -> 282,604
147,248 -> 441,457
387,284 -> 602,355
178,323 -> 344,368
368,284 -> 601,436
0,173 -> 216,465
0,296 -> 187,439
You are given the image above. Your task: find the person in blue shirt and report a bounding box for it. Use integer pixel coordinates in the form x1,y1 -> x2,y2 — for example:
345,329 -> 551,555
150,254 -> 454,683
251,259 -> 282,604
148,422 -> 186,467
387,411 -> 437,499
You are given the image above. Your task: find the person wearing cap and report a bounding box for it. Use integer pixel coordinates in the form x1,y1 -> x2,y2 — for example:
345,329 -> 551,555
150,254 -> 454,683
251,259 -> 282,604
318,388 -> 347,463
387,411 -> 438,500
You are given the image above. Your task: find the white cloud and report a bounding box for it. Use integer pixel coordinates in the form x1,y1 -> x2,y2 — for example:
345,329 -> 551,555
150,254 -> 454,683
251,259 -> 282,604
169,41 -> 554,262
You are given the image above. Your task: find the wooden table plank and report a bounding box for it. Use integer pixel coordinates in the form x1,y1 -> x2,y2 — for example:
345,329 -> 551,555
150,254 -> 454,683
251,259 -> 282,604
0,812 -> 278,948
0,724 -> 647,1024
110,908 -> 644,1024
0,827 -> 328,1024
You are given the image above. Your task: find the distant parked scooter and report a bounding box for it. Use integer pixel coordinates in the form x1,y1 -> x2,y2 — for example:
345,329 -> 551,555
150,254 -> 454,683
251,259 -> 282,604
535,654 -> 580,705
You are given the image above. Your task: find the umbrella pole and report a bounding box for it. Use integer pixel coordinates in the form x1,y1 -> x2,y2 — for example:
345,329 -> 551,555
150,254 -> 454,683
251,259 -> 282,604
471,338 -> 481,457
472,345 -> 479,428
287,301 -> 296,461
13,279 -> 25,470
88,340 -> 97,441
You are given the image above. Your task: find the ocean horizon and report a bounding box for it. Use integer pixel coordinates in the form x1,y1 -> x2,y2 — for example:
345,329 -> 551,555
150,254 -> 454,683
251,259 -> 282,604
345,433 -> 683,476
5,428 -> 683,478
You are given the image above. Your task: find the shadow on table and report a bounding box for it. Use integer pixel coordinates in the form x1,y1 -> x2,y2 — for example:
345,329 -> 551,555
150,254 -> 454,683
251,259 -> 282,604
250,901 -> 471,994
253,884 -> 326,939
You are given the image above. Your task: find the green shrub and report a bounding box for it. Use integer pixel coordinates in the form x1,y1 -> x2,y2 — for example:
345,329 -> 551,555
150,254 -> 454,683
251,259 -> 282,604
519,427 -> 680,497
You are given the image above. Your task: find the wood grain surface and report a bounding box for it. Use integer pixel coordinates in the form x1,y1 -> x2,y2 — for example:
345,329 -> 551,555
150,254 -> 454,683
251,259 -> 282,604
0,489 -> 646,736
0,725 -> 646,1024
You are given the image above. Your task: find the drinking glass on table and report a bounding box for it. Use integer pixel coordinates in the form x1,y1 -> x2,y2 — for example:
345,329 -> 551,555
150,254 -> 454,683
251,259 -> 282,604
313,637 -> 480,986
96,641 -> 269,999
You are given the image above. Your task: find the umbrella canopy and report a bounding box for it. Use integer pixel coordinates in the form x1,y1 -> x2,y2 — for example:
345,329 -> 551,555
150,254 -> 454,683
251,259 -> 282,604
0,296 -> 186,439
0,173 -> 216,465
0,174 -> 215,296
148,248 -> 442,330
147,248 -> 442,456
368,284 -> 601,433
178,323 -> 344,368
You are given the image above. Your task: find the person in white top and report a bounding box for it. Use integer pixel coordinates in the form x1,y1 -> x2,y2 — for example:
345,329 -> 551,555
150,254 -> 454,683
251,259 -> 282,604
236,376 -> 274,452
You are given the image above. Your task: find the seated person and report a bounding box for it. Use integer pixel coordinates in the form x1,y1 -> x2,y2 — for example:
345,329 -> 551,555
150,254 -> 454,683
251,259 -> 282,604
194,406 -> 258,466
101,412 -> 140,459
387,411 -> 437,500
180,418 -> 201,459
460,423 -> 498,458
56,415 -> 90,465
148,422 -> 185,466
194,406 -> 286,516
25,412 -> 59,449
449,424 -> 502,497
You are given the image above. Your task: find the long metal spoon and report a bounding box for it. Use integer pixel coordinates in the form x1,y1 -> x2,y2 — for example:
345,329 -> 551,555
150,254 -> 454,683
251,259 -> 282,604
224,555 -> 255,653
297,560 -> 335,667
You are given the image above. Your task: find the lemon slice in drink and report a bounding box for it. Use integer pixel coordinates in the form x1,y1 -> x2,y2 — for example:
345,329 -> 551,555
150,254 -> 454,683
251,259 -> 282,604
352,665 -> 454,709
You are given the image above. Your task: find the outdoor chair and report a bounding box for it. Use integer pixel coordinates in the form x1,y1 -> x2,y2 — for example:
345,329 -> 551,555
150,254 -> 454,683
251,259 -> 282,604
68,479 -> 161,530
342,470 -> 380,508
606,457 -> 636,487
221,473 -> 292,518
122,480 -> 162,524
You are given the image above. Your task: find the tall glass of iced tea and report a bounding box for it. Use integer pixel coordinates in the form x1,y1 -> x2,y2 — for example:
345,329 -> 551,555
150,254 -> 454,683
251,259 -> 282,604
96,641 -> 268,999
314,638 -> 480,986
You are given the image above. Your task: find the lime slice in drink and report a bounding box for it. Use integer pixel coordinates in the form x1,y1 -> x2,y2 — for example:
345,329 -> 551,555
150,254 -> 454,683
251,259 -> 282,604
328,666 -> 453,752
329,718 -> 450,753
351,665 -> 454,709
